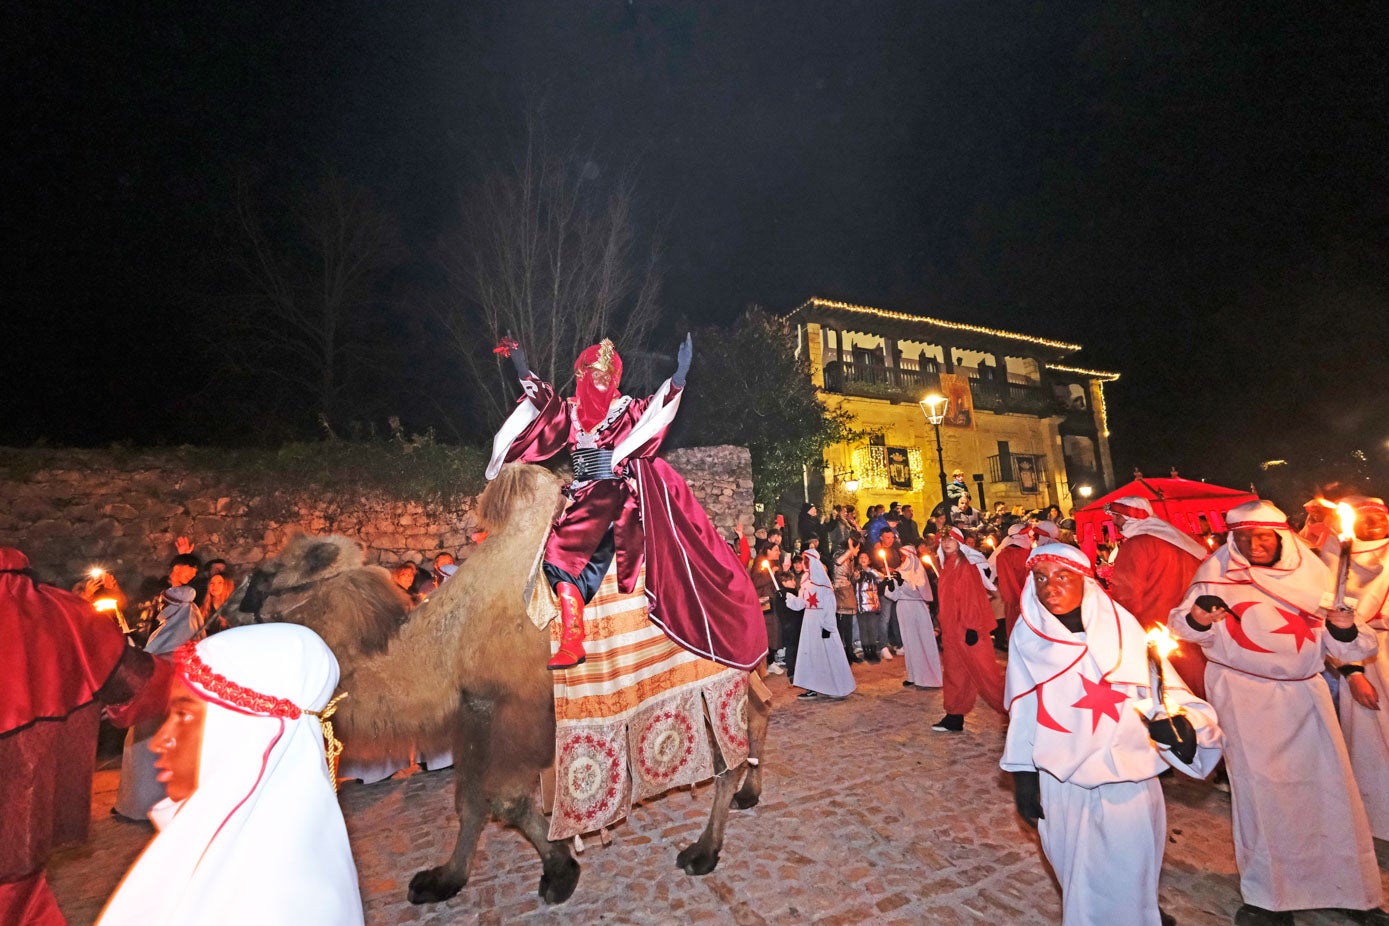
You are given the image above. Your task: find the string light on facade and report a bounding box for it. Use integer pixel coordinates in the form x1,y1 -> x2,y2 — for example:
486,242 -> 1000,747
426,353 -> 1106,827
786,298 -> 1084,352
849,445 -> 926,492
1044,363 -> 1121,382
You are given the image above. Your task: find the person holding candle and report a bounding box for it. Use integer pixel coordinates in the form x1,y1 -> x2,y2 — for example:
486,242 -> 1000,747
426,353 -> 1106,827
883,533 -> 940,690
1319,496 -> 1389,839
930,528 -> 1003,731
874,528 -> 906,657
784,549 -> 855,700
1003,542 -> 1222,926
1106,496 -> 1211,699
1169,499 -> 1386,925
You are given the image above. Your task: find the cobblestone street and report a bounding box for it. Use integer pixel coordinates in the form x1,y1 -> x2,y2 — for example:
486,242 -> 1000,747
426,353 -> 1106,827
51,660 -> 1389,925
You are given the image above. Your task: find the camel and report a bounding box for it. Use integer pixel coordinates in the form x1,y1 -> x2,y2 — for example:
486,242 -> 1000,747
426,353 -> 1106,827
221,462 -> 770,906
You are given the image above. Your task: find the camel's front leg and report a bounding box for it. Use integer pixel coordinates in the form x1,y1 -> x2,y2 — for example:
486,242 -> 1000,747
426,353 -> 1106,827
499,796 -> 580,904
408,697 -> 490,904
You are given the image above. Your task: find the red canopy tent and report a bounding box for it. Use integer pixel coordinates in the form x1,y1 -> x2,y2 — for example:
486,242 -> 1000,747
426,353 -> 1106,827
1073,476 -> 1259,556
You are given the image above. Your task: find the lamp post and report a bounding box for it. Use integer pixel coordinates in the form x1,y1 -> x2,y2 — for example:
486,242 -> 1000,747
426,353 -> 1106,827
919,394 -> 949,510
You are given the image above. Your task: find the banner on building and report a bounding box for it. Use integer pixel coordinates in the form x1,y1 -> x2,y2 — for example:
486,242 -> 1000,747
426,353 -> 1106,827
886,447 -> 912,489
937,372 -> 976,429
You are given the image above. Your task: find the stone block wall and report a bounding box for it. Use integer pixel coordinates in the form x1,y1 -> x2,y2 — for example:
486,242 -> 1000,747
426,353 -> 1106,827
0,445 -> 754,591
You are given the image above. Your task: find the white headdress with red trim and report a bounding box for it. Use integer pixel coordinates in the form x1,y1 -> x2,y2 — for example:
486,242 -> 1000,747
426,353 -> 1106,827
1106,494 -> 1209,559
97,624 -> 362,926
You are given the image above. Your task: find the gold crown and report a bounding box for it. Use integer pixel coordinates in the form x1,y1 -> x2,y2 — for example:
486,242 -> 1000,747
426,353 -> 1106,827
577,339 -> 616,381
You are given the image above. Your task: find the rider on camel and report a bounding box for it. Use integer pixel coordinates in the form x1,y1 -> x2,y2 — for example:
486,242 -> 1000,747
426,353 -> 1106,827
487,334 -> 766,672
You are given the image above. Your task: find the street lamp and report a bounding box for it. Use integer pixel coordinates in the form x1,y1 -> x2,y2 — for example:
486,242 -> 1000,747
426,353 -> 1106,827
842,470 -> 860,493
919,394 -> 949,509
1076,484 -> 1093,500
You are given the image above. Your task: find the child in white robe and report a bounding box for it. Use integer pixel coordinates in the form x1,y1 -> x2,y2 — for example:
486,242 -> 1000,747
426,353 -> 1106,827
1002,543 -> 1222,926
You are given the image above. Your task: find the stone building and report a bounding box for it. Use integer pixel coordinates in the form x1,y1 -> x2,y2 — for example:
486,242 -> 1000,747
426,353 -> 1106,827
784,297 -> 1118,517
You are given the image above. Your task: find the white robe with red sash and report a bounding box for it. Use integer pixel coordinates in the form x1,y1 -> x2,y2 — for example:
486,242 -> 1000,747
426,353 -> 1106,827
1170,532 -> 1380,912
1003,568 -> 1221,926
1321,532 -> 1389,838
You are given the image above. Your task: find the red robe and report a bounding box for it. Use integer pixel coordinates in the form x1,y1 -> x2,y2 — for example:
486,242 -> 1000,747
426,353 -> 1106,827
0,548 -> 171,925
494,376 -> 767,670
1109,533 -> 1207,698
995,544 -> 1030,637
937,555 -> 1006,717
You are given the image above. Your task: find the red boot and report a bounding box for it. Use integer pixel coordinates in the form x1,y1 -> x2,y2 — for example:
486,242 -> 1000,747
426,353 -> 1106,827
547,582 -> 588,670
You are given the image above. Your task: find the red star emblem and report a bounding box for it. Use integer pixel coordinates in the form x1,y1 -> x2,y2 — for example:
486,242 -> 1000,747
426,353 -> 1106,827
803,591 -> 820,609
1071,675 -> 1129,733
1269,606 -> 1320,652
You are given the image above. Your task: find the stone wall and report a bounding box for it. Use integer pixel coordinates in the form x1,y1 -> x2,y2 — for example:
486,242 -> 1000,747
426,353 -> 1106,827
0,445 -> 754,590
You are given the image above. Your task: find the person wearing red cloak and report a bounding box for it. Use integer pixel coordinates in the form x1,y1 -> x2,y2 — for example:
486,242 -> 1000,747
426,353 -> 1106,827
488,335 -> 766,671
989,522 -> 1031,643
1106,496 -> 1211,699
931,528 -> 1006,732
0,547 -> 171,926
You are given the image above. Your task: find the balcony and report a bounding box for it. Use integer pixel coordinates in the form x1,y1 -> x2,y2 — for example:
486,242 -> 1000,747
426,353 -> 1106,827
822,360 -> 939,402
821,361 -> 1099,423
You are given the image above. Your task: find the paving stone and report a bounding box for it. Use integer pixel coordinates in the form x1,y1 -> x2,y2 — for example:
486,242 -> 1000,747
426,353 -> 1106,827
47,660 -> 1389,925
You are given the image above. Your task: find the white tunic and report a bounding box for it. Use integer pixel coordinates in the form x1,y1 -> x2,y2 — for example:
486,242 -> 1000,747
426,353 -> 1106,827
1170,540 -> 1381,912
885,548 -> 941,687
788,552 -> 856,698
1321,535 -> 1389,838
1003,571 -> 1221,926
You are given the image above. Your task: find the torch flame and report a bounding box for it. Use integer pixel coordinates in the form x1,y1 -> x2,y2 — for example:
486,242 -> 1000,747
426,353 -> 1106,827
877,549 -> 887,561
93,598 -> 119,613
1145,625 -> 1179,660
760,559 -> 772,574
1337,502 -> 1357,544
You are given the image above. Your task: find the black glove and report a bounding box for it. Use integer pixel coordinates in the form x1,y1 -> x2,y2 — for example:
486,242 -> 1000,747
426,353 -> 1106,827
1013,770 -> 1043,828
672,333 -> 692,388
1193,594 -> 1232,617
821,628 -> 833,640
1147,713 -> 1198,765
506,333 -> 530,379
964,629 -> 979,646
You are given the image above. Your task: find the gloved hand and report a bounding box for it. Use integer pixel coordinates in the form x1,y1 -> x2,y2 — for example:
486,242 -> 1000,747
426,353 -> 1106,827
1147,713 -> 1198,765
881,577 -> 898,593
672,333 -> 692,388
502,333 -> 530,380
1013,770 -> 1043,828
821,628 -> 833,640
964,629 -> 979,646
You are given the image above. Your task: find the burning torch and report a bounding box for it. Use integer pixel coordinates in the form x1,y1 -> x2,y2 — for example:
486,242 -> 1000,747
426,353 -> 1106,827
1333,502 -> 1357,611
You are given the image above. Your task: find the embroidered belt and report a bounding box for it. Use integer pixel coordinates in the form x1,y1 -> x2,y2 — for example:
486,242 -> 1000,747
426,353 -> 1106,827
572,448 -> 616,481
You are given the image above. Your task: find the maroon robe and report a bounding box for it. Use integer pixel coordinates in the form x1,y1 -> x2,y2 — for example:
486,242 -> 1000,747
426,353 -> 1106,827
1109,533 -> 1207,699
996,544 -> 1030,637
495,376 -> 767,670
937,555 -> 1006,717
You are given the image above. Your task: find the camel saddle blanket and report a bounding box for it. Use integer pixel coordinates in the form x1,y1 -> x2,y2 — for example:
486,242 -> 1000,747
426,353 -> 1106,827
544,563 -> 751,841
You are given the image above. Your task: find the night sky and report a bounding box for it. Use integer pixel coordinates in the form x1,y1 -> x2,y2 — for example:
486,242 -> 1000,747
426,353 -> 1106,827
6,2 -> 1388,495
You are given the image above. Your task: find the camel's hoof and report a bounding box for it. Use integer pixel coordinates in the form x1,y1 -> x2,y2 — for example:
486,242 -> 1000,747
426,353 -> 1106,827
408,866 -> 466,905
538,856 -> 580,904
676,842 -> 721,876
732,784 -> 761,810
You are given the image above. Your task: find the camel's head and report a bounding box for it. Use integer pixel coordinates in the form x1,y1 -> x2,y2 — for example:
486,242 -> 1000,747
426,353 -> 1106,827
222,534 -> 366,626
